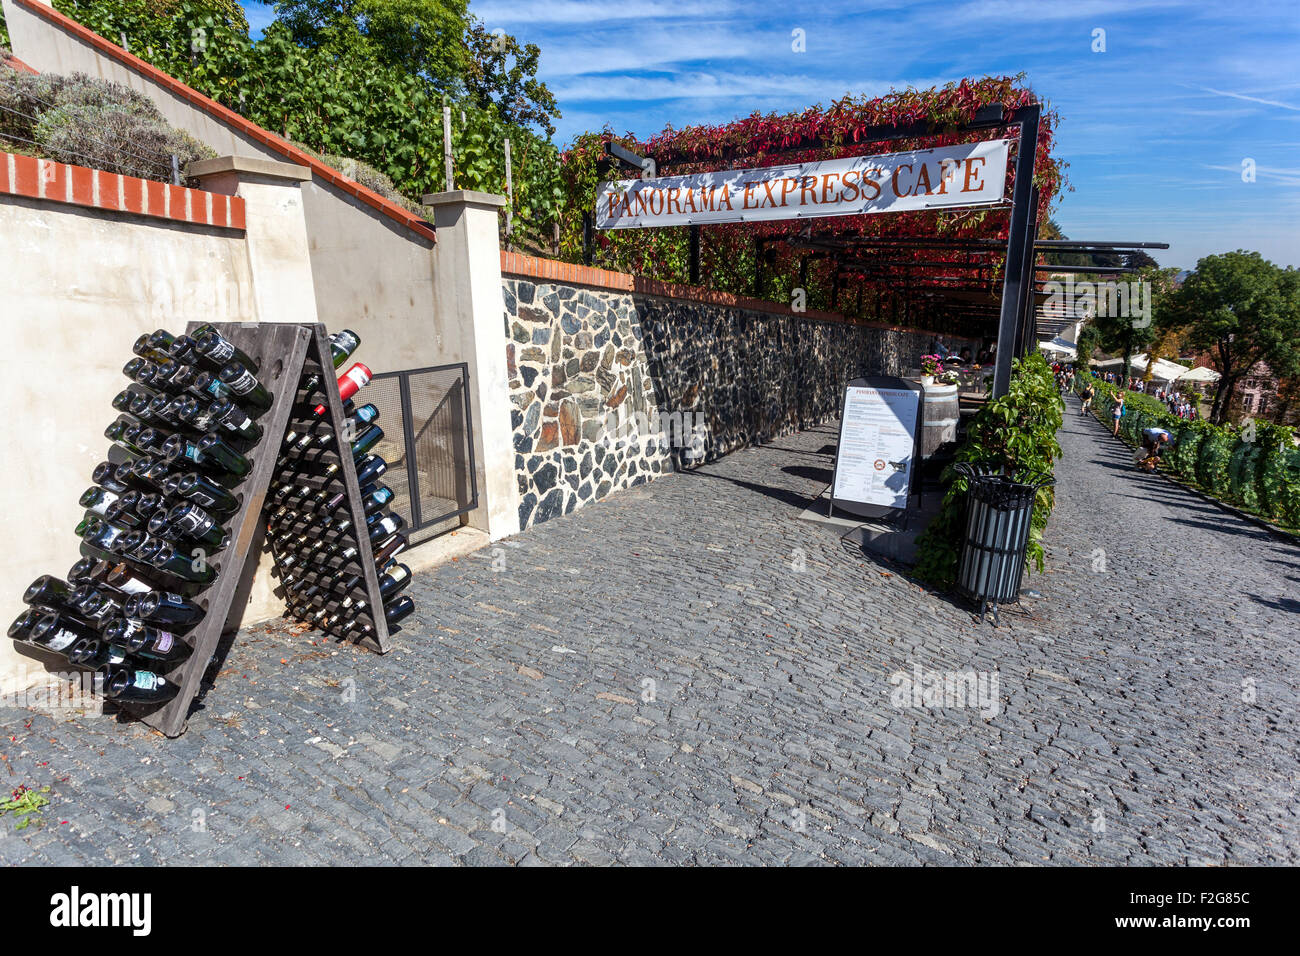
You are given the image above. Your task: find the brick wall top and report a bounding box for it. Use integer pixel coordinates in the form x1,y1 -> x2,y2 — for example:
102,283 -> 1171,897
12,0 -> 434,243
500,250 -> 955,337
1,150 -> 246,230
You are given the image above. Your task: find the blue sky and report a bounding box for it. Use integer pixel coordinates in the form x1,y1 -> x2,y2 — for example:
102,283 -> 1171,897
240,0 -> 1300,270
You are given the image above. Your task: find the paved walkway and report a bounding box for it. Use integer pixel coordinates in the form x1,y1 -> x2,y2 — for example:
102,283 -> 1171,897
3,398 -> 1297,864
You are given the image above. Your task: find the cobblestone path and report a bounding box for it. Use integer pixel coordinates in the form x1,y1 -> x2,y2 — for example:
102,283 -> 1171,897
3,397 -> 1297,865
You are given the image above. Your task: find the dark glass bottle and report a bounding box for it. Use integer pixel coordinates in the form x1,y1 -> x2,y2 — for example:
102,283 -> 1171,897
103,617 -> 192,665
76,517 -> 132,553
218,361 -> 272,412
166,472 -> 240,514
384,595 -> 415,626
208,397 -> 264,442
148,545 -> 216,585
330,329 -> 361,369
353,454 -> 388,487
92,461 -> 132,495
106,563 -> 157,597
30,613 -> 97,655
132,332 -> 173,364
377,563 -> 412,600
166,502 -> 226,548
126,591 -> 206,628
350,423 -> 384,459
80,486 -> 120,517
8,607 -> 52,641
67,557 -> 109,587
367,512 -> 405,543
372,532 -> 407,566
101,665 -> 179,703
187,369 -> 233,404
69,640 -> 128,669
104,498 -> 145,530
71,584 -> 124,626
192,325 -> 259,373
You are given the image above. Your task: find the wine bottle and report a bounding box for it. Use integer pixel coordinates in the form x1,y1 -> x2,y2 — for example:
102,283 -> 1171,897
8,607 -> 53,641
187,369 -> 233,404
167,334 -> 203,367
67,557 -> 110,587
353,454 -> 388,487
218,360 -> 272,412
30,613 -> 97,654
105,419 -> 149,456
71,584 -> 124,626
147,329 -> 178,352
330,329 -> 361,369
69,640 -> 128,669
132,333 -> 173,364
106,563 -> 157,596
126,591 -> 206,628
350,423 -> 384,458
313,363 -> 372,416
377,563 -> 412,600
80,486 -> 120,517
104,498 -> 146,530
372,532 -> 407,566
207,397 -> 264,443
93,461 -> 132,495
165,472 -> 240,514
102,618 -> 191,665
192,325 -> 259,373
367,513 -> 405,543
101,664 -> 179,703
166,502 -> 227,549
384,595 -> 415,626
76,517 -> 132,553
148,545 -> 216,585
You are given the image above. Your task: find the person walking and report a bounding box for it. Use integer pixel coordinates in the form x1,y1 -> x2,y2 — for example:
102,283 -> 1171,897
1080,381 -> 1096,416
1112,392 -> 1125,436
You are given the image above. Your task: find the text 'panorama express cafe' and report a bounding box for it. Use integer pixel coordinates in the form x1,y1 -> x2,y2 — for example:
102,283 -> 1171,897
597,139 -> 1011,228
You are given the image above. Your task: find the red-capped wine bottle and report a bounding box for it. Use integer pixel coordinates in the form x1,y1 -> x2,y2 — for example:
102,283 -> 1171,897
313,363 -> 372,416
100,664 -> 179,703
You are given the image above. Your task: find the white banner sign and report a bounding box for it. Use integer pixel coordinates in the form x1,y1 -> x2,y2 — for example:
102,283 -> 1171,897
597,139 -> 1010,229
832,384 -> 920,510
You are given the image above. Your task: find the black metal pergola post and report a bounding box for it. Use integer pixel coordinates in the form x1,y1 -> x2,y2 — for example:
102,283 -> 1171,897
992,105 -> 1040,397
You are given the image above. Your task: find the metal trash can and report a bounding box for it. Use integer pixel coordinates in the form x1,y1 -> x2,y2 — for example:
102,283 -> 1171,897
953,462 -> 1055,624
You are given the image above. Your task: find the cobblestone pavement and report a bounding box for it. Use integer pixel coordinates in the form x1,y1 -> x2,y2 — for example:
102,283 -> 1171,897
3,397 -> 1297,865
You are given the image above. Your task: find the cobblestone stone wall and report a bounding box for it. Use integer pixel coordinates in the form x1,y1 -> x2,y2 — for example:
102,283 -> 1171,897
504,275 -> 975,529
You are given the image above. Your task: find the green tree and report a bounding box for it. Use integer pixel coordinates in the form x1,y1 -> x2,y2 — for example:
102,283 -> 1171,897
1162,251 -> 1300,424
1087,265 -> 1179,382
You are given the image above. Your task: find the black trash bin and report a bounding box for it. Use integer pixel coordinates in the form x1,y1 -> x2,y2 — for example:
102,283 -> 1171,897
952,462 -> 1055,624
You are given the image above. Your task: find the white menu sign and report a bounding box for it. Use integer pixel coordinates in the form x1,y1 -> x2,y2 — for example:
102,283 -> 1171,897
832,384 -> 920,510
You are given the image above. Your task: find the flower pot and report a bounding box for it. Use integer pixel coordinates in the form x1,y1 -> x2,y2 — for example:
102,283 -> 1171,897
921,375 -> 935,387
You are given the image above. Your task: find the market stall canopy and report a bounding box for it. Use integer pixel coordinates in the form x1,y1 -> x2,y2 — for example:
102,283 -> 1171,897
1175,365 -> 1221,383
1038,336 -> 1076,358
1093,353 -> 1191,382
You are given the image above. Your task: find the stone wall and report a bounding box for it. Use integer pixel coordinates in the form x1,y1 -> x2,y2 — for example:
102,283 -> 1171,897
503,266 -> 978,530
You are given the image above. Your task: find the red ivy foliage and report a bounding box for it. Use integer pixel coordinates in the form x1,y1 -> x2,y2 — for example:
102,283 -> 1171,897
556,75 -> 1067,329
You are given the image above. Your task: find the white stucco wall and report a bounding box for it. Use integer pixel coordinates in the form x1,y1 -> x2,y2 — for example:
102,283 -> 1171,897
0,197 -> 256,691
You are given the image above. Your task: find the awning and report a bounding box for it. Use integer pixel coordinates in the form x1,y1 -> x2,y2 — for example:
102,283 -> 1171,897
1037,336 -> 1077,358
1175,365 -> 1221,383
1093,353 -> 1190,382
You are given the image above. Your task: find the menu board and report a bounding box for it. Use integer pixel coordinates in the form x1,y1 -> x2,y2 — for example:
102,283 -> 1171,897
831,379 -> 921,511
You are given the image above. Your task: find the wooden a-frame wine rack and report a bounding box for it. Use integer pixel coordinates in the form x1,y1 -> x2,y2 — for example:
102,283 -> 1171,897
125,322 -> 394,738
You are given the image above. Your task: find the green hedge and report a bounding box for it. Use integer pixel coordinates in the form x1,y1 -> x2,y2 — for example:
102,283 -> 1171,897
914,352 -> 1064,588
1076,374 -> 1300,529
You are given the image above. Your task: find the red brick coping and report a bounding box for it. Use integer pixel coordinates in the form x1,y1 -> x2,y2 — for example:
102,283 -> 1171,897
2,149 -> 245,228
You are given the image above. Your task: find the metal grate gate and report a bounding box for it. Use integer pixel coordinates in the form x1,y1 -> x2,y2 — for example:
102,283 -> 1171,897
366,363 -> 478,545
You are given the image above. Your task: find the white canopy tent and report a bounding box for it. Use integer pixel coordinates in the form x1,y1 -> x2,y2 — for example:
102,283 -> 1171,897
1093,353 -> 1191,383
1037,336 -> 1077,359
1175,365 -> 1221,384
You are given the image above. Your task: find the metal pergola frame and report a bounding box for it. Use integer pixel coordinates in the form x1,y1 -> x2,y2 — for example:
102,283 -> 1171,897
596,105 -> 1167,399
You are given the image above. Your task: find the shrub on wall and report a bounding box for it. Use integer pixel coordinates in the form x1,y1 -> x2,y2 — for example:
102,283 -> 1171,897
0,65 -> 214,182
913,352 -> 1063,589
